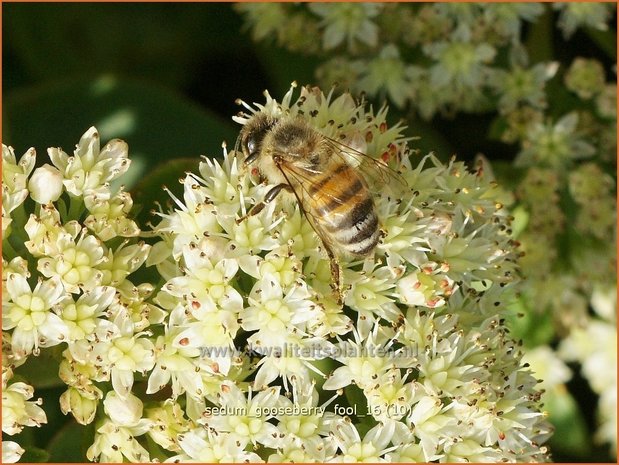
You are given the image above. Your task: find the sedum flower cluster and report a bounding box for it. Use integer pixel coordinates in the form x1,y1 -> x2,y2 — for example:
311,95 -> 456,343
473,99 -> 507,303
237,3 -> 614,117
238,3 -> 617,456
147,84 -> 551,462
3,85 -> 552,462
2,129 -> 156,462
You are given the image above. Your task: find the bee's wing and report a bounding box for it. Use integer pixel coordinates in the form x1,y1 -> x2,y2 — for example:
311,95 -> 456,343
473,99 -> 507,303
273,156 -> 349,249
322,136 -> 408,195
275,153 -> 362,211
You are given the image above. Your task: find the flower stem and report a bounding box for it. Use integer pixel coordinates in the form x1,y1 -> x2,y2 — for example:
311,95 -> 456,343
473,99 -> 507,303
68,195 -> 85,221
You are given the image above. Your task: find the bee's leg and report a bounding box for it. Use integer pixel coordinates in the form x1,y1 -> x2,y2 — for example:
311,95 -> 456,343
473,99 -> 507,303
236,183 -> 291,224
323,243 -> 343,306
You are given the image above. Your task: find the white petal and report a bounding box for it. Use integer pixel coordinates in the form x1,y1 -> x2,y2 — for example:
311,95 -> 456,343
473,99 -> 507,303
104,391 -> 143,426
2,441 -> 24,463
5,273 -> 31,301
111,369 -> 134,398
38,313 -> 69,346
178,430 -> 209,459
10,328 -> 36,356
323,366 -> 354,390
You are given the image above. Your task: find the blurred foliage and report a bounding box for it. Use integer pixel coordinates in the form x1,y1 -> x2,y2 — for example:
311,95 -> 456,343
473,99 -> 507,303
4,4 -> 312,194
3,2 -> 616,463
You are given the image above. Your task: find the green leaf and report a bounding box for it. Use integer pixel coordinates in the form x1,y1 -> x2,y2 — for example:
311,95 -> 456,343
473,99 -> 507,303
343,384 -> 371,426
546,387 -> 591,458
131,157 -> 203,226
13,347 -> 65,389
18,445 -> 50,463
47,420 -> 94,462
505,297 -> 555,347
309,358 -> 336,390
4,3 -> 245,91
487,116 -> 509,142
3,75 -> 238,192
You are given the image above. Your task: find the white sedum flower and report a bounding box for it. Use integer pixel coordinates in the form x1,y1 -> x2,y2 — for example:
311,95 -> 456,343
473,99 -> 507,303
84,189 -> 140,240
331,420 -> 397,462
2,274 -> 68,357
241,274 -> 319,346
35,229 -> 106,294
146,306 -> 204,399
2,145 -> 35,198
2,381 -> 47,435
87,416 -> 151,462
202,382 -> 283,448
59,385 -> 101,425
145,401 -> 190,453
70,310 -> 155,399
323,324 -> 402,391
87,392 -> 152,462
553,2 -> 616,38
2,145 -> 35,236
60,285 -> 116,342
167,428 -> 263,463
48,126 -> 130,197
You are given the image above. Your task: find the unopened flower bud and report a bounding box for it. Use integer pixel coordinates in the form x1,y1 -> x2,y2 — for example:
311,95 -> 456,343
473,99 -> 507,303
28,163 -> 63,204
59,386 -> 100,425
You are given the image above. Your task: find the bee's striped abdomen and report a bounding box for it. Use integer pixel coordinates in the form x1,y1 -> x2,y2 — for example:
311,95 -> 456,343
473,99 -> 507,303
309,164 -> 380,257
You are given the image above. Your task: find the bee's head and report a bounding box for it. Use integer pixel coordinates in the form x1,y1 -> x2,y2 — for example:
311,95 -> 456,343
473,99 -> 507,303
238,112 -> 277,165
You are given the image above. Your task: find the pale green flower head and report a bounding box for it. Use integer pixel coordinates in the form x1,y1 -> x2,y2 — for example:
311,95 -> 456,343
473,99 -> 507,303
490,62 -> 558,114
481,3 -> 545,44
568,162 -> 616,240
565,57 -> 607,100
2,381 -> 47,435
516,167 -> 565,238
554,2 -> 616,38
234,3 -> 287,42
356,44 -> 419,108
2,145 -> 35,237
308,2 -> 382,52
596,84 -> 617,119
516,112 -> 596,168
2,145 -> 35,197
2,273 -> 68,358
424,35 -> 496,90
145,401 -> 190,452
59,384 -> 101,425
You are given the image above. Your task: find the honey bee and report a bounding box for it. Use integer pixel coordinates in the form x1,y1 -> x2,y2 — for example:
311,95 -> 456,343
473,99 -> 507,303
236,111 -> 403,303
